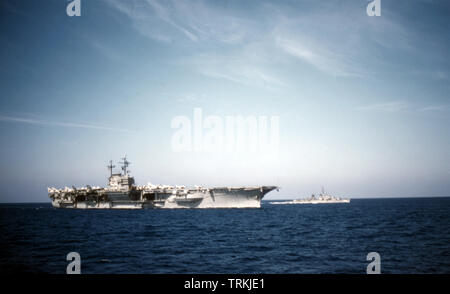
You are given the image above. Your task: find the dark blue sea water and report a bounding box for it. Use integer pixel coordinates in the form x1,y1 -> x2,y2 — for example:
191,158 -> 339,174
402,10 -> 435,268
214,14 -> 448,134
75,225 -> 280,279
0,198 -> 449,274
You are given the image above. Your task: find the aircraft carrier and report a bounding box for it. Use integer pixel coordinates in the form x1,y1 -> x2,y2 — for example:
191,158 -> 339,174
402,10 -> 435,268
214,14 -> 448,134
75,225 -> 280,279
48,157 -> 278,209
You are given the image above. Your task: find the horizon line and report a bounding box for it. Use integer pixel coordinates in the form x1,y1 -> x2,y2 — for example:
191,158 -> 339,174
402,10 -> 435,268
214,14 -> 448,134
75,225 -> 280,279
1,195 -> 450,204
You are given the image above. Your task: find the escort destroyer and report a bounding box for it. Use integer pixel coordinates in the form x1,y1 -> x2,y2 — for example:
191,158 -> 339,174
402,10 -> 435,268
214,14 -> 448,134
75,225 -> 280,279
270,187 -> 350,205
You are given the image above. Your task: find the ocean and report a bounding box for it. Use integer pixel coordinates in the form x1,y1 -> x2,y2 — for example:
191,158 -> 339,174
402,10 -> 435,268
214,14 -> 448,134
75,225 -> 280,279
0,198 -> 449,274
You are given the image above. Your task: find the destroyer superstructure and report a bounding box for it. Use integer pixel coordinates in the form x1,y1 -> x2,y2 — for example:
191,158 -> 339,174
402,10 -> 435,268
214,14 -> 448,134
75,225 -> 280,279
48,157 -> 278,209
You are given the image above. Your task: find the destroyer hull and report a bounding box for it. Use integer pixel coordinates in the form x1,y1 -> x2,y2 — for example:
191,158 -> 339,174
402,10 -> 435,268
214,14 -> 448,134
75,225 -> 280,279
295,199 -> 350,204
270,199 -> 350,205
50,186 -> 277,209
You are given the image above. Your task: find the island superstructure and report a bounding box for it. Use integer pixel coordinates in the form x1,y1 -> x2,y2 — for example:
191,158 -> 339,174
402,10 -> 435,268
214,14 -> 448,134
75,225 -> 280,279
270,187 -> 350,205
48,157 -> 278,209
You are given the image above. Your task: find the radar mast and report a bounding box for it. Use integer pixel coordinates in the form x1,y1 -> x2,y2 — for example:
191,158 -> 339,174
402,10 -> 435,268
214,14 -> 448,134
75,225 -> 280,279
119,155 -> 131,175
107,160 -> 115,177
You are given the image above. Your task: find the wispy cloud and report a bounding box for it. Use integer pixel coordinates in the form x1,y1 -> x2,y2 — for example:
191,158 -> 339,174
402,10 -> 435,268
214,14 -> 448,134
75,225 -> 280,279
105,0 -> 278,88
418,104 -> 450,112
145,0 -> 199,42
105,0 -> 440,84
275,36 -> 363,77
0,115 -> 134,133
107,0 -> 255,44
107,0 -> 200,43
355,101 -> 411,112
356,101 -> 450,113
183,51 -> 285,90
107,0 -> 378,80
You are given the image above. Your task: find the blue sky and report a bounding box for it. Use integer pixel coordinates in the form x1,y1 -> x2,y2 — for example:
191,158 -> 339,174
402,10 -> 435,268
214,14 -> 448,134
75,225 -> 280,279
0,0 -> 449,202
